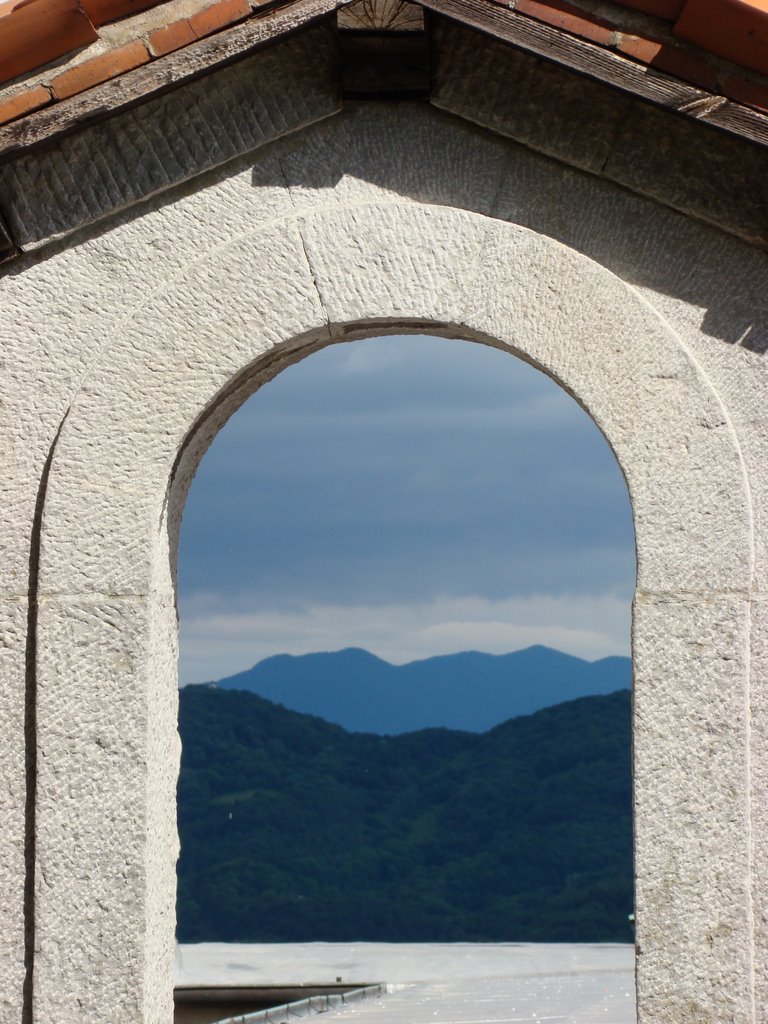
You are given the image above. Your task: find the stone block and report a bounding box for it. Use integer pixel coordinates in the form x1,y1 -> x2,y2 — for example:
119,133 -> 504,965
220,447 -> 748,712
39,221 -> 326,597
632,592 -> 754,1024
0,25 -> 340,249
748,595 -> 768,1016
431,19 -> 631,175
296,202 -> 490,330
0,599 -> 29,1024
278,102 -> 510,218
462,216 -> 753,596
34,594 -> 178,1024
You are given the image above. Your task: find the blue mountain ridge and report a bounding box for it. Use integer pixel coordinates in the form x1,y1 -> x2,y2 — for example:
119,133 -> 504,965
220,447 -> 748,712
206,644 -> 631,734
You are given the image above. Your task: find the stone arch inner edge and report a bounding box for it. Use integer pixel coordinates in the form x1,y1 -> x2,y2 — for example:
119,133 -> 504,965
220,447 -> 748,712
32,205 -> 756,1024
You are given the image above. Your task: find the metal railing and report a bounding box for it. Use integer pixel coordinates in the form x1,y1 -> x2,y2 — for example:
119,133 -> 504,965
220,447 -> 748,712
213,983 -> 387,1024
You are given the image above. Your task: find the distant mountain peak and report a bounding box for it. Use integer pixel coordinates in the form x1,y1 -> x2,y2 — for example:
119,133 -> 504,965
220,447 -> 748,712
212,645 -> 631,735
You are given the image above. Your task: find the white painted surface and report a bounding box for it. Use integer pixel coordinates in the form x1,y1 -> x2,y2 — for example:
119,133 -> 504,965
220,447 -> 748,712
175,943 -> 636,1024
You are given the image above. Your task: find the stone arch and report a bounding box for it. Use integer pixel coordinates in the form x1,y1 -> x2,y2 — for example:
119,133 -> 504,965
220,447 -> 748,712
36,202 -> 755,1023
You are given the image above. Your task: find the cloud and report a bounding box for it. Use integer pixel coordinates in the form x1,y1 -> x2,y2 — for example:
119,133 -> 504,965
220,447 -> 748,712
177,334 -> 636,682
178,335 -> 634,608
178,592 -> 631,684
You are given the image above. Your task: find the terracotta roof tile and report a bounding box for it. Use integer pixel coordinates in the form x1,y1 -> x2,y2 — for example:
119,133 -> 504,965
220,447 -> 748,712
1,0 -> 768,151
0,0 -> 99,86
721,69 -> 768,110
674,0 -> 768,76
615,30 -> 663,61
514,0 -> 617,45
649,36 -> 720,86
147,16 -> 196,56
0,83 -> 51,124
49,39 -> 150,98
188,0 -> 250,37
80,0 -> 165,27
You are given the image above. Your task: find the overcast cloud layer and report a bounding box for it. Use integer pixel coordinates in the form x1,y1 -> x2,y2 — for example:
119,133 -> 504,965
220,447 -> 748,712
178,335 -> 635,683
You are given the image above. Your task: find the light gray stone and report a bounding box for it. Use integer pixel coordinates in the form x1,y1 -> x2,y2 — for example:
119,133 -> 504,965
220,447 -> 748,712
278,103 -> 510,217
603,100 -> 768,247
748,595 -> 768,1017
0,600 -> 29,1024
0,101 -> 766,1024
431,20 -> 631,175
296,202 -> 493,329
34,594 -> 178,1024
0,26 -> 340,250
633,593 -> 754,1023
461,216 -> 752,596
40,222 -> 327,597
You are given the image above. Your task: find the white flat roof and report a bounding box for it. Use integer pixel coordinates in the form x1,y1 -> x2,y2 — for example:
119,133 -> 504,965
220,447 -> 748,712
175,943 -> 636,1024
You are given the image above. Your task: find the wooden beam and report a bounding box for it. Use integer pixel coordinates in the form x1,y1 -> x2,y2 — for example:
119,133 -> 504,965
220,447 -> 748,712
0,0 -> 340,161
0,210 -> 18,262
419,0 -> 768,147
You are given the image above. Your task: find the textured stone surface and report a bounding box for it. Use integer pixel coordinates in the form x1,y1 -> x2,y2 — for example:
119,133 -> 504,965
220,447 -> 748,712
0,102 -> 766,1023
749,595 -> 768,1017
633,593 -> 754,1023
431,17 -> 768,246
431,20 -> 632,175
40,222 -> 327,597
0,24 -> 340,249
34,595 -> 170,1023
298,203 -> 492,329
277,103 -> 511,217
0,600 -> 29,1024
603,99 -> 768,247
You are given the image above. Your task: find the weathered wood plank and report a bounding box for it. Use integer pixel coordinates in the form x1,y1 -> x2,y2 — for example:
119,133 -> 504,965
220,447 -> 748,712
0,0 -> 340,160
0,211 -> 18,262
338,0 -> 424,30
419,0 -> 768,147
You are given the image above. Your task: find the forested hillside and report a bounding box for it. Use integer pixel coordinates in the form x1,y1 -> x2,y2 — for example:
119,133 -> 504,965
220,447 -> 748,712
177,687 -> 632,943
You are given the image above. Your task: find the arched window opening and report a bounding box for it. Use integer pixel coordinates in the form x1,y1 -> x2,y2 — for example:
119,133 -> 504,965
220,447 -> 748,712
174,334 -> 636,1022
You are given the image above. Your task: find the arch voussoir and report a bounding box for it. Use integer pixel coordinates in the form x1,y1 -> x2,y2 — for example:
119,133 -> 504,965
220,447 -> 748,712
36,201 -> 755,1023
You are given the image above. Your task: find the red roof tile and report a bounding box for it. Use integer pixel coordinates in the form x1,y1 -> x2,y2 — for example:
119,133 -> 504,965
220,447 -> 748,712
147,17 -> 196,56
0,83 -> 51,123
0,0 -> 99,85
49,39 -> 150,99
674,0 -> 768,76
1,0 -> 768,146
80,0 -> 165,27
188,0 -> 250,36
514,0 -> 617,45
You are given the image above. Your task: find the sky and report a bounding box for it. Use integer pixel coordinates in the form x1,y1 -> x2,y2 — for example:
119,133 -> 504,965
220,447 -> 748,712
177,334 -> 635,684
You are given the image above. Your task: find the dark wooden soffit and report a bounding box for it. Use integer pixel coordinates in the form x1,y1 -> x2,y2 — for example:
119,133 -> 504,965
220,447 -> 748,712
0,0 -> 341,160
420,0 -> 768,147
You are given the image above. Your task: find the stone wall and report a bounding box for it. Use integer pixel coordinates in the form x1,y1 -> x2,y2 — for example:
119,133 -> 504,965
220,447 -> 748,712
2,98 -> 768,1023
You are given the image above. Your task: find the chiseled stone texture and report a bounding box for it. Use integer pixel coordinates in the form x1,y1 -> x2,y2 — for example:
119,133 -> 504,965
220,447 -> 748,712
0,25 -> 341,249
633,593 -> 753,1023
0,102 -> 767,1023
749,595 -> 768,1013
0,600 -> 29,1024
